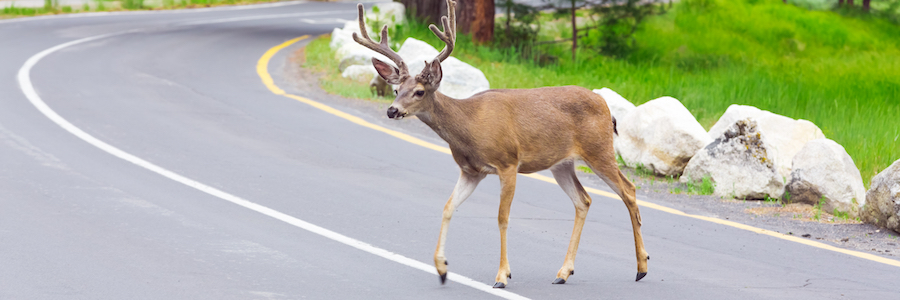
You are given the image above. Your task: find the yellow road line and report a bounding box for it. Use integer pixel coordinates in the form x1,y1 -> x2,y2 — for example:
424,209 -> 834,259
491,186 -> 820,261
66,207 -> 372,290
257,36 -> 900,269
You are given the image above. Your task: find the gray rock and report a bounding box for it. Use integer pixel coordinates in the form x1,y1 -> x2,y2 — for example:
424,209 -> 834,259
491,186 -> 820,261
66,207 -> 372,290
707,104 -> 825,179
682,119 -> 784,199
861,159 -> 900,232
615,97 -> 711,176
784,139 -> 866,217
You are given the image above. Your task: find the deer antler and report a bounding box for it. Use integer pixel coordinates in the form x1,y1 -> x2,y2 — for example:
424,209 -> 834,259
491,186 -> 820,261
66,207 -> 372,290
351,4 -> 408,78
430,0 -> 457,63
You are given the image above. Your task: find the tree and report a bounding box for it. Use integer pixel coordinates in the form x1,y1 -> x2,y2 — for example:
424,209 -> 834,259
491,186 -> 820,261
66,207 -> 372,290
544,0 -> 663,60
398,0 -> 494,43
469,0 -> 495,43
398,0 -> 443,24
838,0 -> 856,7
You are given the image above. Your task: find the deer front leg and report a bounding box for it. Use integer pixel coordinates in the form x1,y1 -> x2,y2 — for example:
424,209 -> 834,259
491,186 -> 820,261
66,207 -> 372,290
549,161 -> 592,284
493,167 -> 517,288
435,171 -> 485,284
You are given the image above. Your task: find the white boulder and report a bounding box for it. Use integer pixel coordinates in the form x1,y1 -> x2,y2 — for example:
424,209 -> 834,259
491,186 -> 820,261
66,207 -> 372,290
707,104 -> 825,179
615,97 -> 712,176
367,2 -> 406,26
333,43 -> 391,72
785,139 -> 866,217
861,159 -> 900,233
682,119 -> 784,199
330,28 -> 355,51
342,20 -> 361,32
330,3 -> 405,52
397,38 -> 490,99
397,37 -> 441,63
341,64 -> 377,82
592,88 -> 635,122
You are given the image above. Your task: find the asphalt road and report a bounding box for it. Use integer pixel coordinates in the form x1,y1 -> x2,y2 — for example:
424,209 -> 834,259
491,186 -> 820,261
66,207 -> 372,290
1,1 -> 898,299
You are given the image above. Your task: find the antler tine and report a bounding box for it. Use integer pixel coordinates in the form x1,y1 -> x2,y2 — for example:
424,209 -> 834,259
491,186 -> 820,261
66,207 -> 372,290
351,4 -> 408,73
430,0 -> 457,63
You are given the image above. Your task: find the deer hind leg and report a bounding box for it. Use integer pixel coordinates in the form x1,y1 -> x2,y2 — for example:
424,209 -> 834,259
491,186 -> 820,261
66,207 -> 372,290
493,167 -> 517,288
435,171 -> 486,284
584,154 -> 650,282
549,160 -> 592,285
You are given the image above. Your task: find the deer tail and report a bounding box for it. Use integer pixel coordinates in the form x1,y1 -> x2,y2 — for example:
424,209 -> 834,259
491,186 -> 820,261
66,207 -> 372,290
612,116 -> 618,136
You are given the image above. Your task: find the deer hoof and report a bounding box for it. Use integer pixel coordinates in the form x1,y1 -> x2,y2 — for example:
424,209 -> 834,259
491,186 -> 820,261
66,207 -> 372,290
636,272 -> 647,282
492,282 -> 506,289
552,278 -> 566,284
439,272 -> 447,285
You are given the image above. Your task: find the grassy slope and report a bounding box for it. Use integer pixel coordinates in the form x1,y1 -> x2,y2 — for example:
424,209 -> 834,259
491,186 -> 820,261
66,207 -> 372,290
379,0 -> 898,186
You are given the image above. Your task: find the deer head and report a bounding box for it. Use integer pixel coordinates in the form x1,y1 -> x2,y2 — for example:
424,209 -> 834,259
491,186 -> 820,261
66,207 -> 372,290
352,0 -> 457,120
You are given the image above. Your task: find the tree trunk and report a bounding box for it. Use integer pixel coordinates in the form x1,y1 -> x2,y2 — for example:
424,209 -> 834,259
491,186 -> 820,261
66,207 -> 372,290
571,0 -> 577,61
403,0 -> 493,44
398,0 -> 443,24
505,0 -> 511,39
470,0 -> 495,43
863,0 -> 871,11
838,0 -> 845,6
847,0 -> 854,6
456,0 -> 473,37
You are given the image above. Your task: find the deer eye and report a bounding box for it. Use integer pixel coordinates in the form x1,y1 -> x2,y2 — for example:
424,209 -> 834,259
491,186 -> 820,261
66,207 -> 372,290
414,90 -> 425,97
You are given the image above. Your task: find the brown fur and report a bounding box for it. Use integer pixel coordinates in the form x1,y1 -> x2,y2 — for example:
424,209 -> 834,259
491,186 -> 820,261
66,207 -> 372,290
355,0 -> 648,287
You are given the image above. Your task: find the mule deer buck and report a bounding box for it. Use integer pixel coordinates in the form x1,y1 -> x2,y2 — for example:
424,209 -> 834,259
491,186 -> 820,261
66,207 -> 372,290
353,0 -> 648,288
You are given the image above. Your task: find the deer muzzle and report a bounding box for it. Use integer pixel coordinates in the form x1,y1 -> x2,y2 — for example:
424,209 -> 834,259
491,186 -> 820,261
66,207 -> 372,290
386,106 -> 407,119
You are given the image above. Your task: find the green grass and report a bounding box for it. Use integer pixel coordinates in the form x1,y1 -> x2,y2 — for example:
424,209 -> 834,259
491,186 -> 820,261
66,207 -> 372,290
388,0 -> 899,187
684,175 -> 716,195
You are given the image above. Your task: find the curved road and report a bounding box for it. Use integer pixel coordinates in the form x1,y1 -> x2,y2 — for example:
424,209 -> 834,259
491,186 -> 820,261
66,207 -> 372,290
1,2 -> 898,299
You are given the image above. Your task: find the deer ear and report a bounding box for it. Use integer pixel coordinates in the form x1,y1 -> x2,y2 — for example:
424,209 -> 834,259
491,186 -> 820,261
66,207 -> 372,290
423,59 -> 443,87
372,58 -> 403,85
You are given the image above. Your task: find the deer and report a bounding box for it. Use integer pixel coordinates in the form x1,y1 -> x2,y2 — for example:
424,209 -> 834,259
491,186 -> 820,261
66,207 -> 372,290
352,0 -> 649,288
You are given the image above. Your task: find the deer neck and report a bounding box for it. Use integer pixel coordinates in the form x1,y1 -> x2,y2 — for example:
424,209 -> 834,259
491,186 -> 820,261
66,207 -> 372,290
416,92 -> 473,149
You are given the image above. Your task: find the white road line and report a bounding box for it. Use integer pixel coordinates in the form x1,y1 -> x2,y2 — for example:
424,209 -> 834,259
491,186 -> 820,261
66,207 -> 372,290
178,11 -> 353,26
15,12 -> 530,300
0,1 -> 310,25
299,17 -> 352,24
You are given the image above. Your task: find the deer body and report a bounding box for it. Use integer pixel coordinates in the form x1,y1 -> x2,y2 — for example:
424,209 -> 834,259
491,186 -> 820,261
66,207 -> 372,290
422,87 -> 613,175
352,0 -> 648,288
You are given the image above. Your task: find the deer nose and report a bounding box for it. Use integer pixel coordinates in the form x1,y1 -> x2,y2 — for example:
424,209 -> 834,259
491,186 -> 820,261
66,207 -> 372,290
387,106 -> 399,119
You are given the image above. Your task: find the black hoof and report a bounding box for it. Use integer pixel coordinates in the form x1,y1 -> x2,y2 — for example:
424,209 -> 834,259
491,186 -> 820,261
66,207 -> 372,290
552,278 -> 566,284
636,272 -> 647,282
493,282 -> 506,289
439,272 -> 447,284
